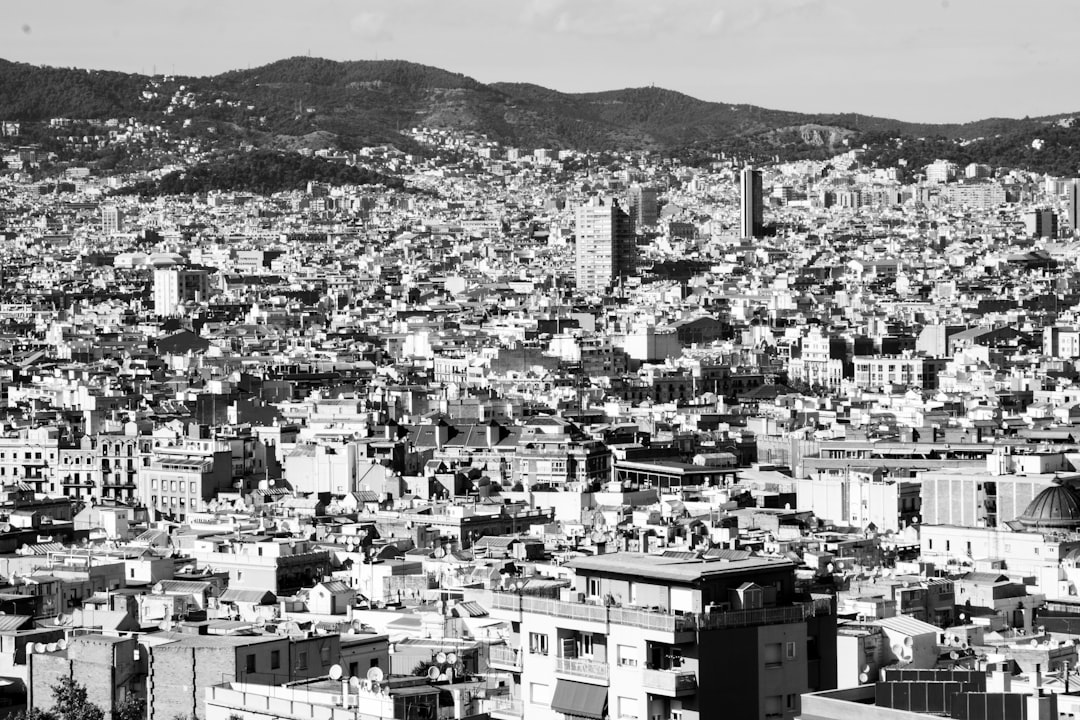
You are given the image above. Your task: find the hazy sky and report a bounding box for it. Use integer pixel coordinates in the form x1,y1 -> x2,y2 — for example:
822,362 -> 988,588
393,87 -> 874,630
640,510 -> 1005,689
4,0 -> 1075,124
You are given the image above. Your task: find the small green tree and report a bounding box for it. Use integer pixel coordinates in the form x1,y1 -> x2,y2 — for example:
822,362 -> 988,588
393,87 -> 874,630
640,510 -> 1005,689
8,709 -> 57,720
114,695 -> 145,720
51,678 -> 104,720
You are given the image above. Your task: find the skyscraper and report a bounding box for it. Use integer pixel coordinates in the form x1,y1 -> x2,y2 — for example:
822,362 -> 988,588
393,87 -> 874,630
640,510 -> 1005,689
740,166 -> 763,239
101,204 -> 122,235
575,197 -> 636,294
1069,179 -> 1080,235
154,266 -> 210,316
627,184 -> 658,228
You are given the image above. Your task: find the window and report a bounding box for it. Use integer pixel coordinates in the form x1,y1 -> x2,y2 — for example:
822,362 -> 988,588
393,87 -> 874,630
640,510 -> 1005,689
765,695 -> 783,718
529,682 -> 550,705
580,634 -> 594,657
588,577 -> 601,597
764,643 -> 782,667
190,482 -> 197,493
320,647 -> 330,664
786,642 -> 796,660
618,696 -> 639,720
528,632 -> 548,656
671,711 -> 684,720
787,694 -> 797,710
271,650 -> 280,670
297,651 -> 308,670
618,644 -> 637,667
245,655 -> 256,673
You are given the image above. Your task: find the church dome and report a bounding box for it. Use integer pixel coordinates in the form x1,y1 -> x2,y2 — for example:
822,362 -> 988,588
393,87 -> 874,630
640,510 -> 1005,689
1015,482 -> 1080,530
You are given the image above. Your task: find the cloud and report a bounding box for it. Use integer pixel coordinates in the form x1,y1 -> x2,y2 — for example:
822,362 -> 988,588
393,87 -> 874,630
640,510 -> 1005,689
350,11 -> 392,41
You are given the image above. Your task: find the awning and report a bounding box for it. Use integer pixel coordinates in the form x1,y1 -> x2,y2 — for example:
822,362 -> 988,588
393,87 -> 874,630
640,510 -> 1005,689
550,679 -> 607,719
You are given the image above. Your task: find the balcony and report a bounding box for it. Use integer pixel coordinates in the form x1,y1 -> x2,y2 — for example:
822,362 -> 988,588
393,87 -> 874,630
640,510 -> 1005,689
642,668 -> 698,697
556,656 -> 609,684
487,696 -> 523,720
490,592 -> 833,635
489,644 -> 522,671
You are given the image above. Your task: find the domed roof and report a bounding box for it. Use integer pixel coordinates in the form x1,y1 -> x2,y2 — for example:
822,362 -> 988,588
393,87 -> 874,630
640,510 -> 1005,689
1015,482 -> 1080,530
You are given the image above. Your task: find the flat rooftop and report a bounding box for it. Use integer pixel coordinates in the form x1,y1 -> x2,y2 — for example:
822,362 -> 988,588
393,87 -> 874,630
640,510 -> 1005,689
567,551 -> 794,583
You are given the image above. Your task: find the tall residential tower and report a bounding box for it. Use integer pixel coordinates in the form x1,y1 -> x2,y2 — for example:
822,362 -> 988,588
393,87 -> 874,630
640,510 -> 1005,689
575,197 -> 636,294
740,166 -> 763,239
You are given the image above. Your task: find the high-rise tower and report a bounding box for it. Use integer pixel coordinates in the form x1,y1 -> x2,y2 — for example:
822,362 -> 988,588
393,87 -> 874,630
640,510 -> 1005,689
627,184 -> 658,228
740,166 -> 763,239
575,197 -> 635,294
1069,179 -> 1080,235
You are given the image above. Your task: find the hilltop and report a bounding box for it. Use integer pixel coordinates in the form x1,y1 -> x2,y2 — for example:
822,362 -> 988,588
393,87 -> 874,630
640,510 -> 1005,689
4,56 -> 1080,172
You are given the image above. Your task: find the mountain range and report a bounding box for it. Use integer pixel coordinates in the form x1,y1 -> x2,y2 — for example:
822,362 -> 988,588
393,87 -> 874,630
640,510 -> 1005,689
3,56 -> 1080,174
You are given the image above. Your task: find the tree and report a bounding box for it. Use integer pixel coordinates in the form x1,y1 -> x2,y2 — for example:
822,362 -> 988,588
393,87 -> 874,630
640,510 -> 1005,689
8,709 -> 56,720
114,695 -> 145,720
51,678 -> 104,720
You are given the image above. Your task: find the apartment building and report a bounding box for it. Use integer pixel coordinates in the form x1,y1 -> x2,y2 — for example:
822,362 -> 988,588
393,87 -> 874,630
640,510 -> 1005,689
488,553 -> 835,720
138,438 -> 233,522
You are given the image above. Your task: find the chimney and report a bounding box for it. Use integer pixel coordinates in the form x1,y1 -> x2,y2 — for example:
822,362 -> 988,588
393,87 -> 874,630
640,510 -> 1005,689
987,663 -> 1012,693
1034,663 -> 1042,689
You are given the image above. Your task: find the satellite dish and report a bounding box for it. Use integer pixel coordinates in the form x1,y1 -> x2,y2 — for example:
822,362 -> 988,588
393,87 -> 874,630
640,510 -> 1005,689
349,676 -> 361,689
46,643 -> 57,653
1031,639 -> 1039,647
903,636 -> 913,647
366,667 -> 384,683
57,639 -> 68,651
437,673 -> 448,682
34,643 -> 46,654
446,652 -> 458,665
53,616 -> 62,626
329,664 -> 343,680
433,548 -> 446,558
950,651 -> 960,660
427,666 -> 441,680
862,665 -> 871,674
859,672 -> 869,684
436,652 -> 447,664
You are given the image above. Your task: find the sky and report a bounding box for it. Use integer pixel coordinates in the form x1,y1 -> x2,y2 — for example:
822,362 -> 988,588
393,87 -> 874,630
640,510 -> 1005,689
3,0 -> 1077,124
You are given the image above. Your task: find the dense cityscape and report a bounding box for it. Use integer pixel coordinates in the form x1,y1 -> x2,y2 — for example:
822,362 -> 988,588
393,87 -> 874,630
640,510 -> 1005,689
6,45 -> 1080,720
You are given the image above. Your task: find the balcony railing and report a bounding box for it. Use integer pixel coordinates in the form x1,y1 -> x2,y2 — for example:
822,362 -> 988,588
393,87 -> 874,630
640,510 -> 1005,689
492,592 -> 833,633
487,697 -> 523,719
557,656 -> 609,681
489,645 -> 522,670
641,668 -> 698,696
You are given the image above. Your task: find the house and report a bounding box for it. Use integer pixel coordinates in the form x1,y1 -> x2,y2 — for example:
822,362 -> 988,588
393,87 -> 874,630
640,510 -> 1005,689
308,580 -> 356,615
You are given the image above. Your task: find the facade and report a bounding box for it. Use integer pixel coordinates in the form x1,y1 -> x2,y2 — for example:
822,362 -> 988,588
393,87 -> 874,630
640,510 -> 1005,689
1071,179 -> 1080,235
154,266 -> 210,317
574,197 -> 636,294
1024,208 -> 1058,238
627,184 -> 658,228
852,355 -> 947,390
488,553 -> 836,720
100,205 -> 122,234
138,439 -> 233,522
740,166 -> 763,239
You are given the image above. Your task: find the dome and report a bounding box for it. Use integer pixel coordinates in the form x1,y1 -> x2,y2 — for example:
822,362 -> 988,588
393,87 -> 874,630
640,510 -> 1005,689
1015,482 -> 1080,530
